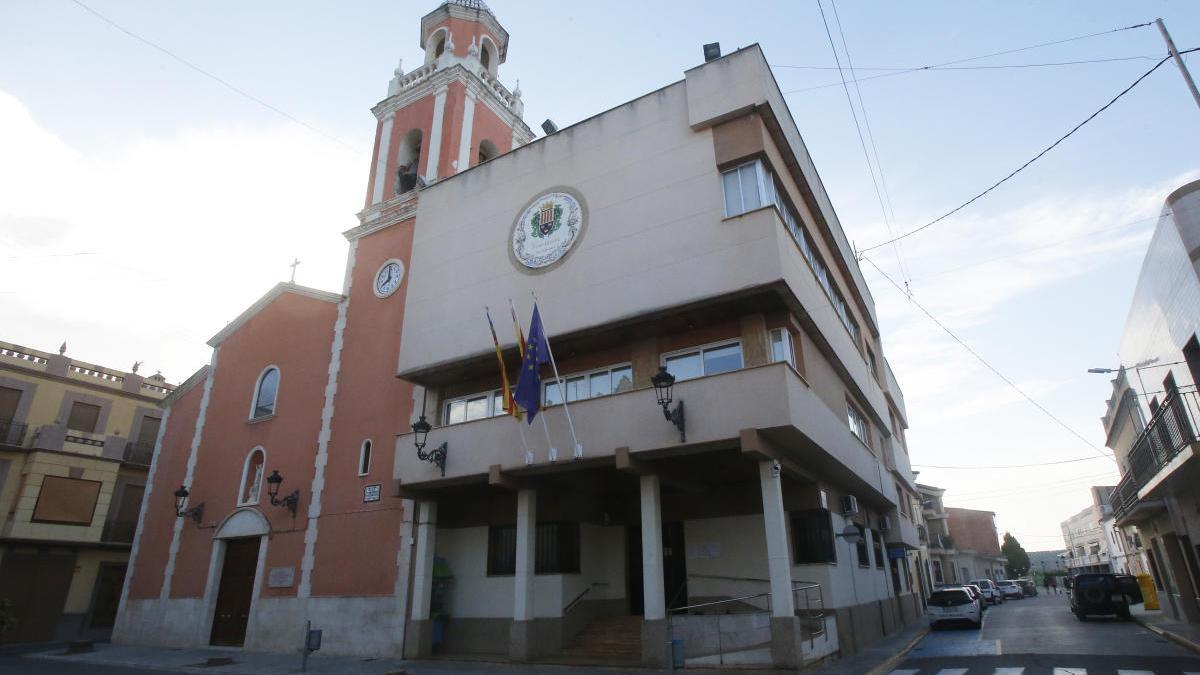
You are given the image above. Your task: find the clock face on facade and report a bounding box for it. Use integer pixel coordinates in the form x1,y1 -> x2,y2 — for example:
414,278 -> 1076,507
373,260 -> 404,298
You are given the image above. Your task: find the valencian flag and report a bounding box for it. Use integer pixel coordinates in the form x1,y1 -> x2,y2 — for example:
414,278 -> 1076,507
513,304 -> 551,423
509,300 -> 526,359
485,308 -> 521,419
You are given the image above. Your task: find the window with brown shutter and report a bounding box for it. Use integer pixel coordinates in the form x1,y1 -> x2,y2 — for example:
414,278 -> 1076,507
66,402 -> 102,433
136,417 -> 161,445
0,386 -> 20,422
32,475 -> 102,525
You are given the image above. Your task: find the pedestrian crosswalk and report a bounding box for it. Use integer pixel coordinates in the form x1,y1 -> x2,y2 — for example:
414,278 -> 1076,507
890,669 -> 1200,674
888,662 -> 1200,667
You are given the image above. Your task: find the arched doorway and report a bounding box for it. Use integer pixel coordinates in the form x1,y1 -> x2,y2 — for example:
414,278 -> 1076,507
209,508 -> 269,646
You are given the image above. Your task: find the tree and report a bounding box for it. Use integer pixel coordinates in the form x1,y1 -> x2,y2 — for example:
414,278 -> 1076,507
1002,532 -> 1031,577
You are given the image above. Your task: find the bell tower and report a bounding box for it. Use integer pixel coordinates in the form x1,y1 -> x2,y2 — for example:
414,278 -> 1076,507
364,0 -> 534,206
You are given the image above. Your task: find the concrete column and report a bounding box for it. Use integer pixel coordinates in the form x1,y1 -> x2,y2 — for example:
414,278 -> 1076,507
759,459 -> 802,668
371,113 -> 395,204
403,501 -> 437,658
510,489 -> 536,660
639,474 -> 667,667
425,86 -> 448,182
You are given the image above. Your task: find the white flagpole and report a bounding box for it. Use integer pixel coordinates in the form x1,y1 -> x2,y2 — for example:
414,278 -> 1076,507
531,291 -> 581,459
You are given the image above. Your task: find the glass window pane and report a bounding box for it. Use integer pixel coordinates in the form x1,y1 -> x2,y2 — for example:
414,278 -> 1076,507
771,329 -> 794,367
590,372 -> 611,398
611,366 -> 633,393
703,343 -> 743,375
565,376 -> 587,402
740,165 -> 761,211
722,169 -> 742,217
544,381 -> 563,406
492,391 -> 506,417
665,352 -> 703,382
466,396 -> 488,421
448,400 -> 466,425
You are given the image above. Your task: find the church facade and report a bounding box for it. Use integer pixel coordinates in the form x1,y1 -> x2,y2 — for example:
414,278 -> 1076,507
114,1 -> 926,667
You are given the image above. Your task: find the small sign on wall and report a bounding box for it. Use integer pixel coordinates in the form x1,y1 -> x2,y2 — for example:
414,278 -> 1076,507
267,566 -> 295,588
363,484 -> 381,503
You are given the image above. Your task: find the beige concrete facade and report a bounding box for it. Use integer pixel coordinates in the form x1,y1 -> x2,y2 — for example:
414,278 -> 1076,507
0,339 -> 172,643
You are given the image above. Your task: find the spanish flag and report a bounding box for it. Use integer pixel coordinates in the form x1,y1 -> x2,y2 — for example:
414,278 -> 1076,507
485,307 -> 521,420
509,299 -> 526,359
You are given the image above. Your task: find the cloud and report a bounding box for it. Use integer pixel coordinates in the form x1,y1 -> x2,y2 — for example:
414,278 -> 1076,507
0,89 -> 367,381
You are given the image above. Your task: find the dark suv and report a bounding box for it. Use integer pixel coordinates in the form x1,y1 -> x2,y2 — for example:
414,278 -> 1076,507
1068,573 -> 1143,620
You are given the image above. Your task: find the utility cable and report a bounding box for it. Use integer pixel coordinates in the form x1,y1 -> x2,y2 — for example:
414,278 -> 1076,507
781,22 -> 1154,95
858,49 -> 1198,254
914,455 -> 1112,470
67,0 -> 357,152
827,0 -> 912,290
773,55 -> 1159,73
862,255 -> 1115,460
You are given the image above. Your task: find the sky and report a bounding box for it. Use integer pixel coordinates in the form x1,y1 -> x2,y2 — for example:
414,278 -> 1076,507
2,0 -> 1199,553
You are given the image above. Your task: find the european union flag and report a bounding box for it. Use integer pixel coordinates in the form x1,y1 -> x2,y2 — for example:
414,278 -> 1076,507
513,304 -> 551,424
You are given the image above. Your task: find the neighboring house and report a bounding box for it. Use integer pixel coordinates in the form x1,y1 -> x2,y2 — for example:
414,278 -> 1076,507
0,340 -> 172,643
114,1 -> 927,668
918,484 -> 958,585
1103,178 -> 1200,625
945,507 -> 1007,582
1060,486 -> 1118,574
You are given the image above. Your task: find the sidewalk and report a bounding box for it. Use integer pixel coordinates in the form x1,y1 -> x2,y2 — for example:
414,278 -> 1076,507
27,642 -> 791,675
809,622 -> 929,675
1132,605 -> 1200,655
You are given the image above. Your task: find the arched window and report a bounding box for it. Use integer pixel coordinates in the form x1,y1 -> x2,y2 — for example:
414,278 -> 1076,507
434,36 -> 446,57
480,45 -> 490,71
480,36 -> 498,75
477,139 -> 498,165
397,129 -> 424,194
251,366 -> 279,419
359,439 -> 372,476
239,447 -> 266,505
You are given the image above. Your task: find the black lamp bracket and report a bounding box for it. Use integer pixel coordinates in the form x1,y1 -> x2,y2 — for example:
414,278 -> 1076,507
661,400 -> 685,443
417,442 -> 448,477
270,490 -> 301,518
177,501 -> 205,525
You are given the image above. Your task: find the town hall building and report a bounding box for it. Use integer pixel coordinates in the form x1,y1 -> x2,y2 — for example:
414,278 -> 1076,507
114,1 -> 927,667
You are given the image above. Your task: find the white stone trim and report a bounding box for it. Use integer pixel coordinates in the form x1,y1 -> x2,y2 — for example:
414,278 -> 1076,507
455,89 -> 477,173
297,239 -> 356,598
236,446 -> 267,506
208,283 -> 344,347
112,404 -> 171,639
371,114 -> 395,205
358,439 -> 373,476
160,347 -> 219,599
424,86 -> 449,182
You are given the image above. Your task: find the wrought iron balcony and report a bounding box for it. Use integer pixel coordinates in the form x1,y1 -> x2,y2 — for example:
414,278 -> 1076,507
0,419 -> 27,447
123,441 -> 155,466
1113,385 -> 1200,519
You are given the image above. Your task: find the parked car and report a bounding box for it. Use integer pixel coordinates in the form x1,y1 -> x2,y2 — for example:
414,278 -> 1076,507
938,583 -> 987,610
1018,579 -> 1037,597
997,579 -> 1023,599
928,587 -> 983,629
1070,573 -> 1143,620
970,579 -> 1003,605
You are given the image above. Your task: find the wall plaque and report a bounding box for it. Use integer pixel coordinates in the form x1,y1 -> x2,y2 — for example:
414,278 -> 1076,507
267,566 -> 295,588
511,188 -> 586,271
363,483 -> 381,503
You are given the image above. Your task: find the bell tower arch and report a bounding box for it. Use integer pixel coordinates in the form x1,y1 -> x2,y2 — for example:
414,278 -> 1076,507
364,0 -> 534,207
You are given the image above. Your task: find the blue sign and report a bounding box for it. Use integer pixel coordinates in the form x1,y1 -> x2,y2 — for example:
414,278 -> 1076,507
888,547 -> 907,560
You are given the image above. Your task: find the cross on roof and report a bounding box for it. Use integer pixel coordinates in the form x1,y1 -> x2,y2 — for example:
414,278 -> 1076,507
289,258 -> 301,283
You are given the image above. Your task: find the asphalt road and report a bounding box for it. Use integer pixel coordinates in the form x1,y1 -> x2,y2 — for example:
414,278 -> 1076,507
893,592 -> 1200,674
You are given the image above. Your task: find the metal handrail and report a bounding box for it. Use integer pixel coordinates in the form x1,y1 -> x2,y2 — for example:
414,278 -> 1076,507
1114,386 -> 1199,518
563,587 -> 590,615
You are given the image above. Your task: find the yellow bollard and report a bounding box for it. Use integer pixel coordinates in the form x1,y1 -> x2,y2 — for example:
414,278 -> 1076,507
1138,573 -> 1160,610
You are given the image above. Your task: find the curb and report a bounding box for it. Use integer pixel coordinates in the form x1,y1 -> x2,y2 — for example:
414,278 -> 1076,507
864,626 -> 929,675
1134,616 -> 1200,655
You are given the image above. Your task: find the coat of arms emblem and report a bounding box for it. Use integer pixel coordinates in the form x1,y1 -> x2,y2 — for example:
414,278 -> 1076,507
512,190 -> 585,270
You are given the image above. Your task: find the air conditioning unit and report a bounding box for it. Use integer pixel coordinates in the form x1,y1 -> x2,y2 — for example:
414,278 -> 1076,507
879,516 -> 891,532
842,495 -> 859,515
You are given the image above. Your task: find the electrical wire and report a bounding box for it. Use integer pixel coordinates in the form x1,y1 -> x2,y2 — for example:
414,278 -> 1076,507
827,0 -> 912,290
67,0 -> 358,152
780,22 -> 1154,95
862,255 -> 1115,460
773,55 -> 1160,73
914,455 -> 1112,470
858,49 -> 1199,255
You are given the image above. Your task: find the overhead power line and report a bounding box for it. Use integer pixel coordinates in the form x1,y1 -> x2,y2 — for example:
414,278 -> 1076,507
858,49 -> 1199,255
862,255 -> 1115,461
780,22 -> 1154,95
914,455 -> 1112,470
773,55 -> 1159,73
67,0 -> 357,152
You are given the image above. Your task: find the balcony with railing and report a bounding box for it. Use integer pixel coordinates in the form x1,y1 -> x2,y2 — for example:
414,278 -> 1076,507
1113,386 -> 1200,521
123,441 -> 155,467
0,419 -> 27,447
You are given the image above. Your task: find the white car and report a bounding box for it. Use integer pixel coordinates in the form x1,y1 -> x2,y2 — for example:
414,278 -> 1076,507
997,579 -> 1023,599
928,587 -> 983,629
970,579 -> 1003,605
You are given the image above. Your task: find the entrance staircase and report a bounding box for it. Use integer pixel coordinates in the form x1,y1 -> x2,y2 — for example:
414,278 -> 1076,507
561,615 -> 642,663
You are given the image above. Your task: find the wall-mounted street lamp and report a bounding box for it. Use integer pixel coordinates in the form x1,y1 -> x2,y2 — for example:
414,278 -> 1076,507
173,485 -> 204,524
265,470 -> 300,518
412,394 -> 447,476
651,366 -> 686,443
